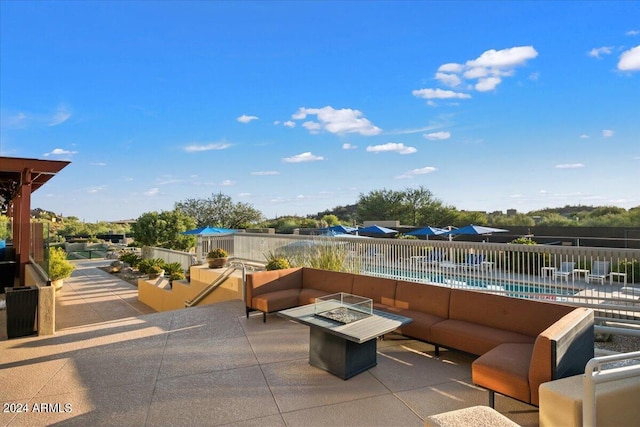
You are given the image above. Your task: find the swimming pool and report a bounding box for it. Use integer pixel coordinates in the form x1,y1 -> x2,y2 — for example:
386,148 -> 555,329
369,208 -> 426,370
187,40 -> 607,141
364,267 -> 577,301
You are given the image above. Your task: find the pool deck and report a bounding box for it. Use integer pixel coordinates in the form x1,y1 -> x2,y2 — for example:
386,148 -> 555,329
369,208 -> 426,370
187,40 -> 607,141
0,260 -> 541,426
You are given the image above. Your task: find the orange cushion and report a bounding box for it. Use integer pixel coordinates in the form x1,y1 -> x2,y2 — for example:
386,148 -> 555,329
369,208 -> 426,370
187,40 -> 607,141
394,281 -> 450,318
251,288 -> 301,313
431,320 -> 534,355
352,275 -> 396,306
472,343 -> 534,404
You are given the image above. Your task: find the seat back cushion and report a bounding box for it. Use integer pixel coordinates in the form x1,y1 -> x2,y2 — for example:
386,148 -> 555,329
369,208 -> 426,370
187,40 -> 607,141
246,268 -> 302,303
394,280 -> 450,318
448,289 -> 574,337
352,275 -> 396,306
302,268 -> 354,294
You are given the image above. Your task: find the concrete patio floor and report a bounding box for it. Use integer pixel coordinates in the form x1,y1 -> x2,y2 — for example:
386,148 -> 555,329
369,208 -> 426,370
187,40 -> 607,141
0,260 -> 539,426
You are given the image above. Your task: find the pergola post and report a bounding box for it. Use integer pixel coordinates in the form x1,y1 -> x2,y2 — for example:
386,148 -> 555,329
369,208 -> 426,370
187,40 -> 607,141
15,168 -> 32,286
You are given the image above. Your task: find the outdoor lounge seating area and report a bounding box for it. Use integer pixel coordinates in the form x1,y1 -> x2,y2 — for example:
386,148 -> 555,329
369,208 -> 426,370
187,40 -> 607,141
1,260 -> 542,426
245,267 -> 595,407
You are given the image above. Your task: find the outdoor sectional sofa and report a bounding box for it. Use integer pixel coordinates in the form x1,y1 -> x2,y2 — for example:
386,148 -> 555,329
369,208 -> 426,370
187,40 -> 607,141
245,267 -> 594,407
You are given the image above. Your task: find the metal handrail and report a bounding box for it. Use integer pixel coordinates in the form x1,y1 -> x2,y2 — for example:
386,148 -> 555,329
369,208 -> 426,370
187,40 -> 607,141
583,350 -> 640,427
184,258 -> 265,308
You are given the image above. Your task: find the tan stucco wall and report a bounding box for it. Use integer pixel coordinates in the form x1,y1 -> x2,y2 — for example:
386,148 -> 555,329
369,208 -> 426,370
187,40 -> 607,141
24,263 -> 56,335
138,265 -> 243,312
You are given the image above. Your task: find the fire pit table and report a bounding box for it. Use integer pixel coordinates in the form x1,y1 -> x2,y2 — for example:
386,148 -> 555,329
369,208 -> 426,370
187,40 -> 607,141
278,292 -> 412,379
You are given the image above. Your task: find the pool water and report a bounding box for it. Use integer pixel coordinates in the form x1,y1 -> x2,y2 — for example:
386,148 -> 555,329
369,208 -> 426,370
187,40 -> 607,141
365,267 -> 576,300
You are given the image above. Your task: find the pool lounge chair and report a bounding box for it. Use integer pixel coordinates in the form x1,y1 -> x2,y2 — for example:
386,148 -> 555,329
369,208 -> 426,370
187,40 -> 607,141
587,261 -> 610,285
411,250 -> 447,266
554,261 -> 575,283
460,253 -> 486,270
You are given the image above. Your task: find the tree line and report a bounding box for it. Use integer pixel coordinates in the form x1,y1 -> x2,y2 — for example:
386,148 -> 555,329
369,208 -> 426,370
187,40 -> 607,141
20,187 -> 640,251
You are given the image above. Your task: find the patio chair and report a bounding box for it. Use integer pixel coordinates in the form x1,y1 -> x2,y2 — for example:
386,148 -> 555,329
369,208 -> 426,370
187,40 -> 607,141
460,253 -> 485,270
554,261 -> 575,282
587,261 -> 610,285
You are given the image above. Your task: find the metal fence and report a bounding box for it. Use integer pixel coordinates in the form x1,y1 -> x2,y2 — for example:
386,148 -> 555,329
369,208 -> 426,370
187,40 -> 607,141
149,232 -> 640,325
232,233 -> 640,323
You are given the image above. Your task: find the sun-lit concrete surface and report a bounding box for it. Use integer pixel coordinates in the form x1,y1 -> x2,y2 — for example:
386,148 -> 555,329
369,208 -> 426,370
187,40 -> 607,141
0,260 -> 539,426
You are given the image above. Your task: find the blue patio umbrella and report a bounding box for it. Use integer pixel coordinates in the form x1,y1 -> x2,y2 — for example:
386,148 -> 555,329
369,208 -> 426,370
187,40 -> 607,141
182,226 -> 235,235
319,225 -> 358,234
406,226 -> 447,237
443,224 -> 508,236
358,225 -> 398,235
442,225 -> 508,242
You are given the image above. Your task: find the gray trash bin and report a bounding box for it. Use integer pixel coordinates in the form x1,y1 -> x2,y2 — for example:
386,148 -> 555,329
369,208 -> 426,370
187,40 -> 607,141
5,286 -> 39,339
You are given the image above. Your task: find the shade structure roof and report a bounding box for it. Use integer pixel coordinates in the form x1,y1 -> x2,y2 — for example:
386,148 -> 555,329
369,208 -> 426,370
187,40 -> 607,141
0,156 -> 70,210
443,224 -> 509,236
406,226 -> 447,236
358,225 -> 398,235
182,226 -> 235,235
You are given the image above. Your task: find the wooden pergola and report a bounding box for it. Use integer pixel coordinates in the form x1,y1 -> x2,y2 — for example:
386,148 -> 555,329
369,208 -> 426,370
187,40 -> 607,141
0,156 -> 70,286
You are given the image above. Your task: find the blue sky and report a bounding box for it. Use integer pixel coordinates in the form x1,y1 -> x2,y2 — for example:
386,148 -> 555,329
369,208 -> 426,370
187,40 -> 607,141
1,1 -> 639,222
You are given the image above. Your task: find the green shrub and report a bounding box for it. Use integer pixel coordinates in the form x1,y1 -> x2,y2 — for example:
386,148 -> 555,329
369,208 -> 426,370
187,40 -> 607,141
506,237 -> 550,274
138,258 -> 166,274
266,256 -> 290,270
615,259 -> 640,283
207,248 -> 228,258
164,262 -> 183,275
148,265 -> 164,277
119,250 -> 142,267
169,271 -> 185,281
49,247 -> 75,281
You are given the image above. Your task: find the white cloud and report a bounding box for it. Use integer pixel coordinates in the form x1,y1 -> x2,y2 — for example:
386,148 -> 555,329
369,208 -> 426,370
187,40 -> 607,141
144,188 -> 160,196
43,148 -> 77,157
424,131 -> 451,141
183,142 -> 232,152
618,45 -> 640,71
555,163 -> 585,169
342,143 -> 357,150
580,134 -> 589,139
282,152 -> 325,163
87,185 -> 107,194
429,46 -> 538,95
588,46 -> 613,58
283,120 -> 295,128
221,179 -> 235,186
251,171 -> 280,176
467,46 -> 538,68
1,112 -> 28,129
366,142 -> 417,154
475,77 -> 502,92
386,125 -> 440,136
602,129 -> 615,138
237,114 -> 258,123
434,72 -> 462,87
48,105 -> 72,126
412,88 -> 471,99
438,63 -> 464,73
302,121 -> 322,133
156,175 -> 184,185
626,30 -> 640,36
292,106 -> 382,136
396,166 -> 438,179
90,162 -> 107,166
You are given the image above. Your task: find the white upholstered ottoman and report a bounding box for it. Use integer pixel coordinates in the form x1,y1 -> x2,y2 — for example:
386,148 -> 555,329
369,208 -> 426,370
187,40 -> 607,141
424,405 -> 519,427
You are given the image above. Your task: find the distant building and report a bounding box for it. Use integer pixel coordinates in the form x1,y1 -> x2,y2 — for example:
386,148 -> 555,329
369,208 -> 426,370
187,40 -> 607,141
507,209 -> 517,216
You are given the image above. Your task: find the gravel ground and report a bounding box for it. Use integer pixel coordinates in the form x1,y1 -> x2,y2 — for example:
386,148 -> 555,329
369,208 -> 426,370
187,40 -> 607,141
596,334 -> 640,354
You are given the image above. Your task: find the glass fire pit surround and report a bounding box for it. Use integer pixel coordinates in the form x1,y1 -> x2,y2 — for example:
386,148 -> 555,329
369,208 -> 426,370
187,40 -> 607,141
314,292 -> 373,324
